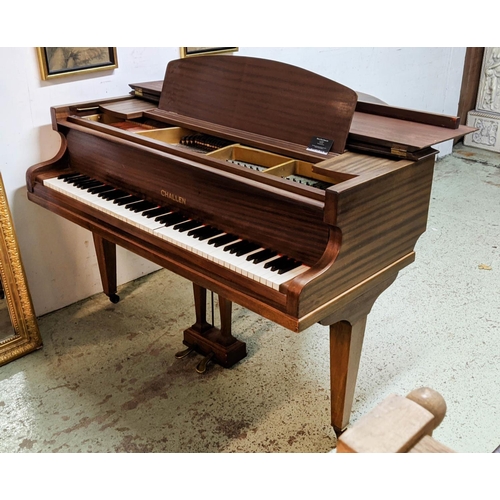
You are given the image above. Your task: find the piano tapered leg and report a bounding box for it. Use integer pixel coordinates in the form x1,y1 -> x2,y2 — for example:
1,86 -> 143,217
329,317 -> 367,434
320,271 -> 402,434
92,234 -> 119,303
180,283 -> 247,370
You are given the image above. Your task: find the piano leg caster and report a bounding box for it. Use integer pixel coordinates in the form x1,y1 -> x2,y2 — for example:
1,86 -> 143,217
109,294 -> 120,304
108,293 -> 120,304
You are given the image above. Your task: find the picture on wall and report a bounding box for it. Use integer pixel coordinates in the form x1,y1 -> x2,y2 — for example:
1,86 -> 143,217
180,47 -> 238,58
37,47 -> 118,80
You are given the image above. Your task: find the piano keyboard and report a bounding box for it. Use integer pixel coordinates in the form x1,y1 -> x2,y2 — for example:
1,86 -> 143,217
43,174 -> 310,291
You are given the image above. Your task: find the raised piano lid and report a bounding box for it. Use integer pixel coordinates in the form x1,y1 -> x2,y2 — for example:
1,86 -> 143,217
134,56 -> 474,160
349,100 -> 475,159
129,80 -> 162,102
145,55 -> 358,156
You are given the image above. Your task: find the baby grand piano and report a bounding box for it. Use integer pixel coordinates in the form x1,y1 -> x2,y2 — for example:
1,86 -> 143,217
27,55 -> 473,433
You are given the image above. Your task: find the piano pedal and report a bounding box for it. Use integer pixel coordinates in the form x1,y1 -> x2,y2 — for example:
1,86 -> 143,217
175,345 -> 196,359
195,352 -> 214,374
109,294 -> 120,304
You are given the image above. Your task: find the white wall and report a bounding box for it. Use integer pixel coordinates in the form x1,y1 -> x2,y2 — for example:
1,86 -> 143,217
0,47 -> 466,316
239,47 -> 466,119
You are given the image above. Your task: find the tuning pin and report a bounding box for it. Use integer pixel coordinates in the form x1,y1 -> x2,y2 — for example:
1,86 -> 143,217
196,352 -> 214,374
175,345 -> 195,359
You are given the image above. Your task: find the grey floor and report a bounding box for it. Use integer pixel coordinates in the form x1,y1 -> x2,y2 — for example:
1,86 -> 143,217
1,144 -> 499,453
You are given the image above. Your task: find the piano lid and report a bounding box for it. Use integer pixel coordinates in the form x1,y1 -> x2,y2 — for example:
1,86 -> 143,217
131,56 -> 475,159
146,56 -> 358,155
350,100 -> 475,155
129,80 -> 163,102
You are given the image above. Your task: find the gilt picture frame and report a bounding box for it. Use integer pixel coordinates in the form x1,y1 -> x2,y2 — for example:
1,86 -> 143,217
180,47 -> 238,58
37,47 -> 118,80
0,174 -> 42,366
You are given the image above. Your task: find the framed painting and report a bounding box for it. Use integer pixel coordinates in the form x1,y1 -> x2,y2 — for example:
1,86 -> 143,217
180,47 -> 238,58
37,47 -> 118,80
0,174 -> 42,366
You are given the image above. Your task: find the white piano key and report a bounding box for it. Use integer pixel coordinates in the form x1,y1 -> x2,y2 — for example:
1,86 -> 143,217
43,175 -> 310,290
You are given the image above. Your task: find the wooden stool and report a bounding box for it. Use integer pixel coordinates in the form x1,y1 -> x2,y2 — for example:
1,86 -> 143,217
337,387 -> 455,453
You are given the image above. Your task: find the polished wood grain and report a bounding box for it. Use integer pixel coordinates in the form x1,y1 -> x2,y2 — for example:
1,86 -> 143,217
156,56 -> 358,155
182,284 -> 246,368
350,112 -> 473,151
64,128 -> 328,267
27,56 -> 473,431
92,234 -> 118,302
356,100 -> 461,128
98,99 -> 157,120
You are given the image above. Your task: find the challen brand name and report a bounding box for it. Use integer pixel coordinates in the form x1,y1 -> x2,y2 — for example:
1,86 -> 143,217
160,189 -> 186,205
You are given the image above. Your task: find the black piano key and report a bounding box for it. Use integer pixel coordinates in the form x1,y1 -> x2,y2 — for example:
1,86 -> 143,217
270,258 -> 292,273
74,179 -> 96,189
188,226 -> 222,240
88,184 -> 115,195
114,195 -> 141,206
234,242 -> 260,257
65,175 -> 90,185
246,248 -> 277,263
157,212 -> 188,226
99,189 -> 128,200
77,180 -> 103,189
208,233 -> 238,247
58,172 -> 82,180
267,256 -> 301,273
173,219 -> 202,232
223,240 -> 247,253
277,259 -> 302,275
224,240 -> 259,256
264,255 -> 288,271
125,200 -> 156,212
144,207 -> 171,219
187,225 -> 208,237
197,228 -> 224,241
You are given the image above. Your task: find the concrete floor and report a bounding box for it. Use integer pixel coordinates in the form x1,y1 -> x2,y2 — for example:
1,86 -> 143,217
1,144 -> 499,453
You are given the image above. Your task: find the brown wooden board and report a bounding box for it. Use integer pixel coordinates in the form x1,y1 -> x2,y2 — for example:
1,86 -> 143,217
98,99 -> 157,120
156,56 -> 358,154
350,112 -> 475,151
129,80 -> 163,102
355,101 -> 460,129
